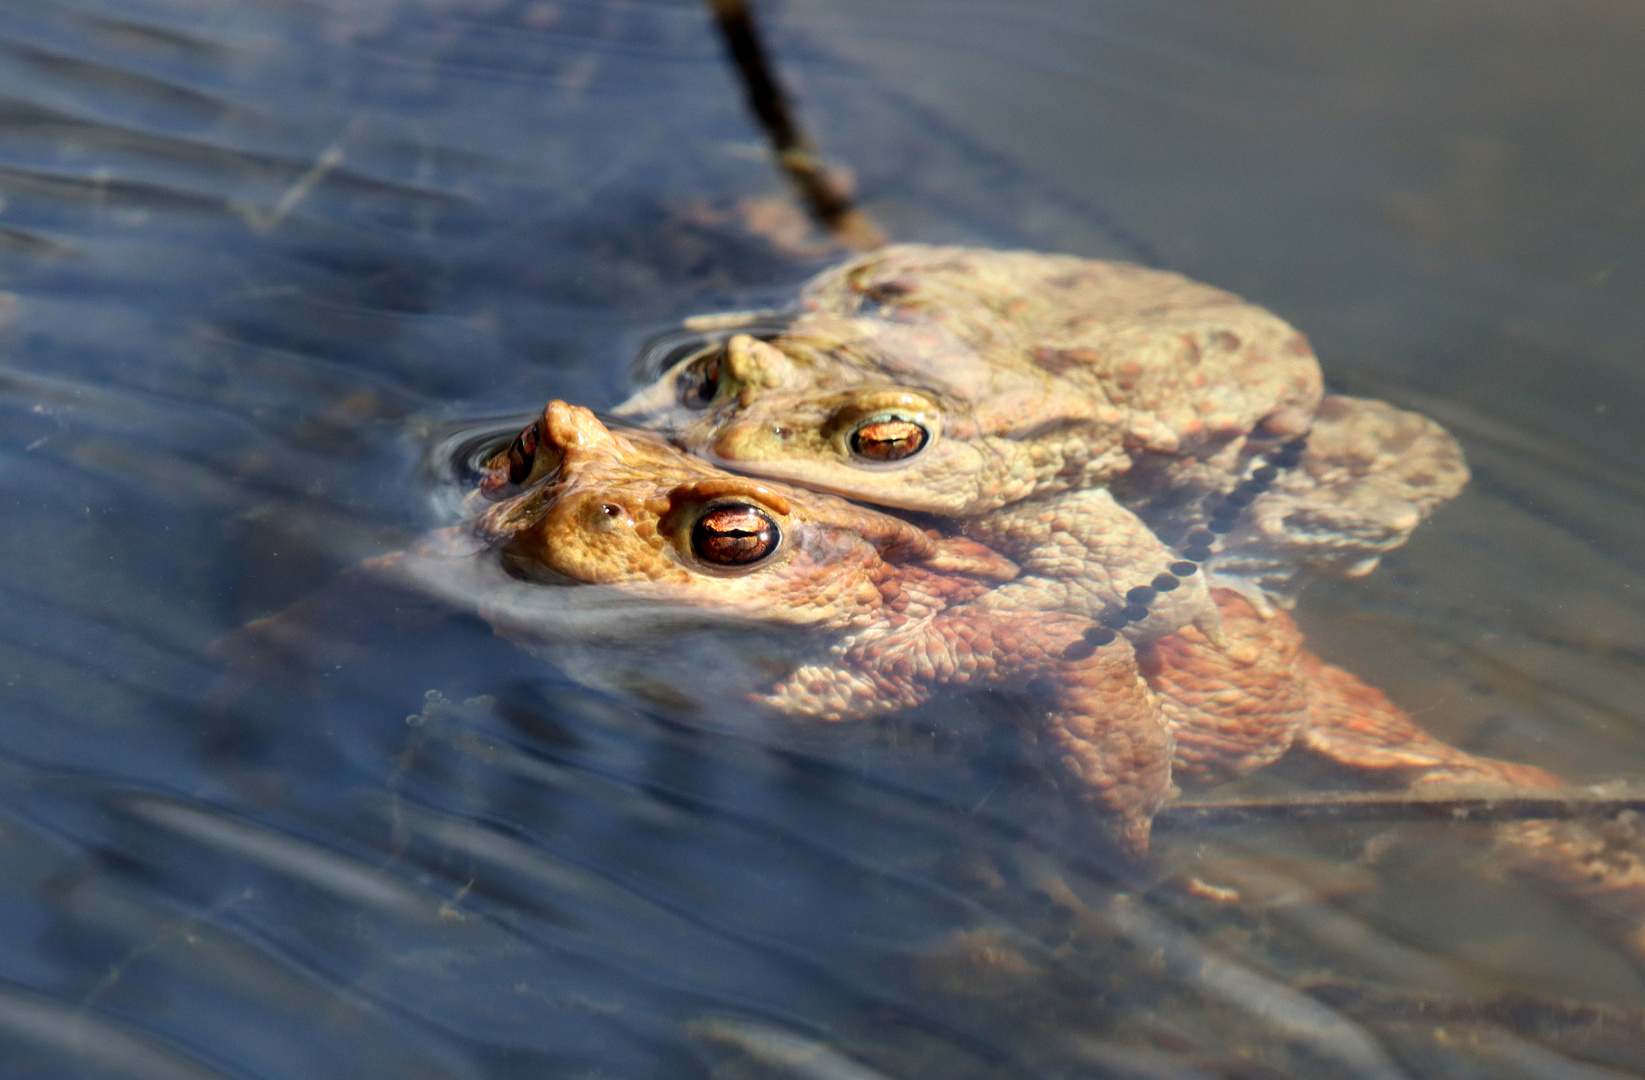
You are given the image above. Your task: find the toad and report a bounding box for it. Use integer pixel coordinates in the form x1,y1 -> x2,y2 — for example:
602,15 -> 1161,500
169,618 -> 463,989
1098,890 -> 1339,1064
615,245 -> 1467,608
442,401 -> 1563,863
618,244 -> 1324,512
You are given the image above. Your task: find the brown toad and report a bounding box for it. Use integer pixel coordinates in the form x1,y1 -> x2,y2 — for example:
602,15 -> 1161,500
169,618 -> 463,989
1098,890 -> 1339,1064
415,401 -> 1563,863
615,245 -> 1467,610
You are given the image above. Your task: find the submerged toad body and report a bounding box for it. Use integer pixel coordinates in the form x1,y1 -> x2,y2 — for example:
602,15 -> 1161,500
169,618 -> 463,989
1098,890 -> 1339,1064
457,401 -> 1557,857
616,245 -> 1468,606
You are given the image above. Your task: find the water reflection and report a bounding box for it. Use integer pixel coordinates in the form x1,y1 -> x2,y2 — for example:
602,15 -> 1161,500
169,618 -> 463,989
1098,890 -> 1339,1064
1,0 -> 1643,1076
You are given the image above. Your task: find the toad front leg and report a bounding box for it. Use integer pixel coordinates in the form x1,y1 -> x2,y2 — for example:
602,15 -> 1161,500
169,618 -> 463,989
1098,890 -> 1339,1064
967,487 -> 1218,644
761,605 -> 1173,858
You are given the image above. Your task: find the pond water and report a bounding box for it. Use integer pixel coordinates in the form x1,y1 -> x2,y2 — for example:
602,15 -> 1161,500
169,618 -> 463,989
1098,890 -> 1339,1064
2,0 -> 1644,1076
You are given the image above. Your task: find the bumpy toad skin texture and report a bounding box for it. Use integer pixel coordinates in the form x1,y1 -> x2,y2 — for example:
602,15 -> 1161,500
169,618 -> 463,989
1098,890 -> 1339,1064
1147,590 -> 1560,792
616,245 -> 1466,606
472,403 -> 1554,863
479,401 -> 1175,855
964,486 -> 1214,643
616,243 -> 1324,517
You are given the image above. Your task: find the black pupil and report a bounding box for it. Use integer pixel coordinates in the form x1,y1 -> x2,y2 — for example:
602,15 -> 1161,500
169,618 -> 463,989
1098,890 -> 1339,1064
692,505 -> 778,566
507,423 -> 538,485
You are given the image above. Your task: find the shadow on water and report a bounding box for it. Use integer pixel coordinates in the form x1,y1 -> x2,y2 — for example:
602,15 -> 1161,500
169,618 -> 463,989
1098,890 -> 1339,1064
1,0 -> 1644,1076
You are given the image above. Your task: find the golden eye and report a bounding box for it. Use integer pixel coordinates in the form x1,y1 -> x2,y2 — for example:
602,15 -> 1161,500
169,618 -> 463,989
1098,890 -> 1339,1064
507,422 -> 540,485
677,350 -> 722,409
849,417 -> 928,462
691,504 -> 779,566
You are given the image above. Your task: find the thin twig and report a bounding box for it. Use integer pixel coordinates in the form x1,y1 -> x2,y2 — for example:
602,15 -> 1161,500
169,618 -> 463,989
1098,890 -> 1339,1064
234,116 -> 363,233
705,0 -> 883,250
1155,790 -> 1645,829
1306,978 -> 1645,1032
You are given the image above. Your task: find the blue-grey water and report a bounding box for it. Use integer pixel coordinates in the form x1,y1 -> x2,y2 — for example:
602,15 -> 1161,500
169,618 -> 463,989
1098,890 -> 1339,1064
2,0 -> 1644,1076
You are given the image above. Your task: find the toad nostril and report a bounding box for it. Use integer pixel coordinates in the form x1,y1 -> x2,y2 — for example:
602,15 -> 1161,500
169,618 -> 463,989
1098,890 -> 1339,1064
601,504 -> 621,517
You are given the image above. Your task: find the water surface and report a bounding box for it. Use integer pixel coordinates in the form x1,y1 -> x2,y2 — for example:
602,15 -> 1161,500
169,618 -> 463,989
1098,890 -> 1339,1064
2,0 -> 1644,1076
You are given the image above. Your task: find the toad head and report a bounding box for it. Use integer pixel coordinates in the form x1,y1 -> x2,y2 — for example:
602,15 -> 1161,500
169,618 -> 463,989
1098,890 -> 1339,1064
612,328 -> 1086,516
614,244 -> 1325,517
475,400 -> 1020,629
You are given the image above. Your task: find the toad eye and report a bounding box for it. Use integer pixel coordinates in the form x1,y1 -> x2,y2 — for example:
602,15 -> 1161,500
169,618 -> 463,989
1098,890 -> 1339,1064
482,420 -> 561,497
676,350 -> 722,409
506,422 -> 540,485
691,504 -> 779,566
849,417 -> 928,462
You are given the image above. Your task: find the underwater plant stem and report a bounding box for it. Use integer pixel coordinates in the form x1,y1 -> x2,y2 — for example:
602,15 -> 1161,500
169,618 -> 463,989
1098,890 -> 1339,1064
705,0 -> 885,250
1157,790 -> 1645,829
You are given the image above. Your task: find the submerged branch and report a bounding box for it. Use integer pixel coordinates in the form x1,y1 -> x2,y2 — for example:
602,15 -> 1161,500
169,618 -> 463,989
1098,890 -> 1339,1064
705,0 -> 884,250
1156,789 -> 1645,829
